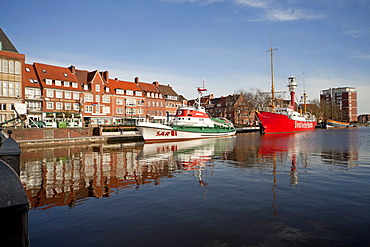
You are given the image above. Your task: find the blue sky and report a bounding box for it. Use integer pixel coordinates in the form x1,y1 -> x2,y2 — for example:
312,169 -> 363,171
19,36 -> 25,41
2,0 -> 370,114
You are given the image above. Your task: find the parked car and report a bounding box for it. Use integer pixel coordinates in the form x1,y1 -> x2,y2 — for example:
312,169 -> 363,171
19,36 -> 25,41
29,121 -> 46,128
44,119 -> 57,128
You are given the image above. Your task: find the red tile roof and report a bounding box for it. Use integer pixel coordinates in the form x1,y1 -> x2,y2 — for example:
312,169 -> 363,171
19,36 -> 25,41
108,78 -> 143,95
34,63 -> 82,91
24,64 -> 40,88
138,81 -> 160,93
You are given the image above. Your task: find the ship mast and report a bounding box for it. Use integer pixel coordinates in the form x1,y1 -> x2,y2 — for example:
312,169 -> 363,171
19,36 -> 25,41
267,47 -> 277,110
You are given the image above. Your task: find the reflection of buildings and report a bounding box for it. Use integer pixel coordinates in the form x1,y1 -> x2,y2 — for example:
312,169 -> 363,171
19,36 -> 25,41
20,143 -> 168,209
20,137 -> 236,209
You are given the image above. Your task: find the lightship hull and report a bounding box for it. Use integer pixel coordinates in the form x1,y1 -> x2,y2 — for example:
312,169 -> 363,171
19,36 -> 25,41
136,122 -> 236,142
257,111 -> 316,134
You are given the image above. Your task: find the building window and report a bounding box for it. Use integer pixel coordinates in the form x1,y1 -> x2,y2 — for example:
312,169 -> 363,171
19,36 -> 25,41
105,87 -> 110,93
126,90 -> 133,96
84,94 -> 93,102
64,91 -> 71,99
45,79 -> 52,85
73,103 -> 79,111
135,91 -> 142,96
126,108 -> 136,114
83,84 -> 89,90
73,92 -> 79,100
102,96 -> 110,103
102,106 -> 110,114
15,82 -> 21,97
116,108 -> 124,114
2,60 -> 8,73
56,102 -> 63,110
65,103 -> 72,110
1,103 -> 6,111
64,81 -> 70,87
85,105 -> 93,113
96,84 -> 100,92
8,61 -> 14,74
15,61 -> 21,74
46,89 -> 54,98
116,89 -> 124,95
64,73 -> 68,77
8,82 -> 14,97
72,82 -> 78,88
55,80 -> 62,86
116,98 -> 124,105
46,102 -> 54,109
126,99 -> 136,106
56,91 -> 63,98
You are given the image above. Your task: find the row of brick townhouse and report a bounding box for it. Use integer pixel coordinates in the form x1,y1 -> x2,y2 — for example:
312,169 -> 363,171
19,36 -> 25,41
1,28 -> 189,127
23,62 -> 187,127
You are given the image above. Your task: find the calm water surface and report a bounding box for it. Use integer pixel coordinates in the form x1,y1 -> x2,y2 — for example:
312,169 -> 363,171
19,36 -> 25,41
20,128 -> 370,246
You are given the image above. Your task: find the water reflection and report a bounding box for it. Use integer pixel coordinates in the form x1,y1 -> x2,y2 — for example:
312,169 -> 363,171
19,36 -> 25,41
20,137 -> 237,210
20,129 -> 362,211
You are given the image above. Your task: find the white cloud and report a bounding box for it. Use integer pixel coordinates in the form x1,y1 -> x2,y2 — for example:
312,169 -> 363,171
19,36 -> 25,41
264,7 -> 324,22
348,53 -> 370,60
342,28 -> 367,39
234,0 -> 268,8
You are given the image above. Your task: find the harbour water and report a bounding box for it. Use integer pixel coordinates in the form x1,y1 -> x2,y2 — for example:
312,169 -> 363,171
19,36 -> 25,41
20,127 -> 370,246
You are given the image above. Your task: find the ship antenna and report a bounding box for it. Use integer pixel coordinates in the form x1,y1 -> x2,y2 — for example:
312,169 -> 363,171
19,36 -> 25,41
267,47 -> 278,110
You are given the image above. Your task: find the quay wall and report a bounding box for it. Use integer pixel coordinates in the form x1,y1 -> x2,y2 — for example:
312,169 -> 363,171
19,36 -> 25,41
3,127 -> 94,141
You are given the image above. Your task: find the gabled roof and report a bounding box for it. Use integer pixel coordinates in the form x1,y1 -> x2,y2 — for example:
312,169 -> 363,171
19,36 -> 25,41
157,84 -> 179,98
24,64 -> 41,88
138,81 -> 161,93
108,78 -> 143,94
178,95 -> 187,101
34,63 -> 82,91
0,28 -> 18,53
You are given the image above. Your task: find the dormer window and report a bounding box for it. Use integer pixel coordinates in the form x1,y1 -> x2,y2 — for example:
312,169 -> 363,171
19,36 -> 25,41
25,67 -> 30,72
64,81 -> 70,87
135,91 -> 142,96
64,73 -> 68,77
72,82 -> 78,88
116,89 -> 124,95
83,84 -> 88,90
42,69 -> 47,73
45,79 -> 52,85
105,87 -> 110,93
126,90 -> 133,96
55,80 -> 62,86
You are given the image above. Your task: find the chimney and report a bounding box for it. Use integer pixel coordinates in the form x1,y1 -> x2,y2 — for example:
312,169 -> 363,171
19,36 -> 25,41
69,65 -> 76,73
115,78 -> 118,82
134,77 -> 139,84
153,81 -> 159,86
102,71 -> 109,81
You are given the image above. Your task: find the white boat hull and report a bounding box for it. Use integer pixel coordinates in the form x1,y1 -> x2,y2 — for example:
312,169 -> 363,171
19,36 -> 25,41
136,122 -> 236,142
